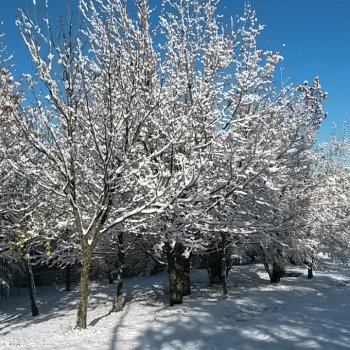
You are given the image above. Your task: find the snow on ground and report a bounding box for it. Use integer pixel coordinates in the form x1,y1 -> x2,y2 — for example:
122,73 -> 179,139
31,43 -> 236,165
1,262 -> 350,350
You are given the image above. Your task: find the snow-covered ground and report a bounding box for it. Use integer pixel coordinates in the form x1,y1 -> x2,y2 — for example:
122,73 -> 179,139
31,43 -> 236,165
1,262 -> 350,350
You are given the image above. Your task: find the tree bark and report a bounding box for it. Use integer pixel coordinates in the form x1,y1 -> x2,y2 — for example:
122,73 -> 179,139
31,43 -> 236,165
27,261 -> 39,316
112,232 -> 125,312
174,244 -> 184,302
207,234 -> 228,292
261,248 -> 284,284
112,266 -> 124,312
207,250 -> 223,285
308,266 -> 313,279
66,264 -> 71,291
166,242 -> 182,306
307,258 -> 314,279
263,262 -> 272,281
270,262 -> 285,283
176,244 -> 191,296
182,256 -> 191,296
75,248 -> 92,329
108,269 -> 114,284
221,233 -> 228,297
307,260 -> 314,279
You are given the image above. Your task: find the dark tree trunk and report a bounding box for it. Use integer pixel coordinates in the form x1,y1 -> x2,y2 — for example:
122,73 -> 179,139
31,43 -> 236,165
113,232 -> 125,312
270,262 -> 285,283
261,249 -> 273,282
176,244 -> 191,296
307,261 -> 314,279
0,257 -> 10,299
166,242 -> 182,306
75,248 -> 92,329
182,256 -> 191,296
66,264 -> 71,291
270,267 -> 280,283
108,269 -> 114,284
112,266 -> 124,312
263,262 -> 272,281
207,250 -> 223,285
221,233 -> 228,297
307,258 -> 314,279
26,261 -> 39,316
262,261 -> 279,283
261,247 -> 284,284
207,233 -> 229,295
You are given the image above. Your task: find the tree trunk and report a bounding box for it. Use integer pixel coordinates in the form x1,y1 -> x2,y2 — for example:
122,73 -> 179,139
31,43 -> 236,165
166,242 -> 182,306
271,262 -> 285,283
66,264 -> 71,291
177,244 -> 191,296
307,262 -> 314,279
263,262 -> 273,281
221,233 -> 228,297
112,266 -> 124,312
308,266 -> 313,279
306,258 -> 314,279
270,266 -> 280,283
112,232 -> 125,312
207,250 -> 223,285
108,269 -> 114,284
174,244 -> 184,302
182,256 -> 191,296
75,249 -> 92,329
261,248 -> 284,284
207,234 -> 228,293
27,261 -> 39,316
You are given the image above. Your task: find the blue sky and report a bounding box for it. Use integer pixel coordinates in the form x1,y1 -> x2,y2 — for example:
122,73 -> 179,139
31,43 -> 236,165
0,0 -> 349,141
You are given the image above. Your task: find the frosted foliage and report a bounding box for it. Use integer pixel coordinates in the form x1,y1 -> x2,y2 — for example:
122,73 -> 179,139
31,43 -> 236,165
0,51 -> 28,254
11,0 -> 329,267
306,136 -> 350,262
1,0 -> 340,328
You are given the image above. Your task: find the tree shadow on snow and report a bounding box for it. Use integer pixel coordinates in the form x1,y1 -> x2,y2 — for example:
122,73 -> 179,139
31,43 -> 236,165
0,281 -> 115,336
132,265 -> 350,350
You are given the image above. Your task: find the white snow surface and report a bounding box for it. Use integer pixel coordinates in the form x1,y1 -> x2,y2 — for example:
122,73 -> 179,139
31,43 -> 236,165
1,262 -> 350,350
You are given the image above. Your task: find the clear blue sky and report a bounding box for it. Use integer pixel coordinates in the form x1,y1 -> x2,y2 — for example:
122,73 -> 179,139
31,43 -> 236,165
1,0 -> 349,141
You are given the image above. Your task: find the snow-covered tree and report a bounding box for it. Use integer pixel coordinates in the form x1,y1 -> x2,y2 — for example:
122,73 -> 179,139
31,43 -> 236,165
14,0 -> 224,327
0,44 -> 21,255
0,34 -> 42,317
14,0 -> 163,328
195,71 -> 326,289
306,134 -> 350,264
10,0 -> 330,327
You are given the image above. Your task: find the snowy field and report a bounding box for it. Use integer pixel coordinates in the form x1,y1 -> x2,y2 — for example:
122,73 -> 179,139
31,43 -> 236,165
1,262 -> 350,350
